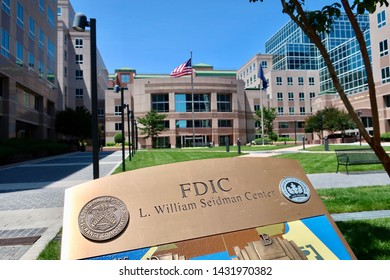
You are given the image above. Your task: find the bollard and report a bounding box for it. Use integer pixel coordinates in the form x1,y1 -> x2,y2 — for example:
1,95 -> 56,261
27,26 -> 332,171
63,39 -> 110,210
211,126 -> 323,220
225,136 -> 230,152
302,136 -> 305,150
237,138 -> 241,154
324,137 -> 329,151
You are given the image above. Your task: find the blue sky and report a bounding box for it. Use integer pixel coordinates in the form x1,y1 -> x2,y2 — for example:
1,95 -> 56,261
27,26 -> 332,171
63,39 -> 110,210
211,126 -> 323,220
70,1 -> 334,74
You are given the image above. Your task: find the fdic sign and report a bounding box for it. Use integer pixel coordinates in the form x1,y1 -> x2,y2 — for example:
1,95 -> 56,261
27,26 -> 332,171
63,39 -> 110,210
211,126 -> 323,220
61,157 -> 356,260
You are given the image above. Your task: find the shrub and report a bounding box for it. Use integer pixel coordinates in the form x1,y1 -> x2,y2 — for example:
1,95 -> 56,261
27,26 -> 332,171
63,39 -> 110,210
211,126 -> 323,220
114,133 -> 124,144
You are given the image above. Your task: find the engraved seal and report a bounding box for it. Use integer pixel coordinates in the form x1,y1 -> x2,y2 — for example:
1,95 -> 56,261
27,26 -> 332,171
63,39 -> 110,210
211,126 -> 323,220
78,196 -> 129,242
279,177 -> 311,204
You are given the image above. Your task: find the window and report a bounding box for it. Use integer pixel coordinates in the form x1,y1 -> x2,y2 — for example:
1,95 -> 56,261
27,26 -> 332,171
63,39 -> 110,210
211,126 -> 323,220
310,92 -> 316,99
75,54 -> 83,64
48,7 -> 55,28
98,108 -> 105,119
217,94 -> 232,112
38,60 -> 44,78
384,95 -> 390,107
28,52 -> 34,68
29,17 -> 35,39
57,7 -> 62,16
114,105 -> 122,116
277,92 -> 283,101
76,70 -> 83,80
287,77 -> 293,85
288,92 -> 294,101
39,28 -> 44,49
289,107 -> 295,115
278,122 -> 289,129
39,0 -> 44,14
75,39 -> 83,48
298,77 -> 304,85
382,67 -> 390,83
48,39 -> 55,59
151,94 -> 169,112
176,119 -> 211,128
299,92 -> 305,101
17,2 -> 24,29
1,29 -> 10,58
276,77 -> 282,85
378,10 -> 386,28
261,61 -> 268,68
300,107 -> 306,115
254,104 -> 260,111
278,107 -> 284,115
380,40 -> 388,57
76,89 -> 83,99
218,120 -> 232,127
2,0 -> 10,15
115,123 -> 122,131
309,77 -> 315,85
175,93 -> 210,112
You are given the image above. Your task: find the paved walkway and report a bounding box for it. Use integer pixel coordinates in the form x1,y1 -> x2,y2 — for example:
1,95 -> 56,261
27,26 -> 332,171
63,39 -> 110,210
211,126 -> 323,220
0,145 -> 389,260
0,151 -> 126,260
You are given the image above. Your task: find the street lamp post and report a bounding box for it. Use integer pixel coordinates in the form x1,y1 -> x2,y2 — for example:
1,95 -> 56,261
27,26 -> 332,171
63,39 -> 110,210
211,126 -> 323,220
73,13 -> 99,179
126,105 -> 132,161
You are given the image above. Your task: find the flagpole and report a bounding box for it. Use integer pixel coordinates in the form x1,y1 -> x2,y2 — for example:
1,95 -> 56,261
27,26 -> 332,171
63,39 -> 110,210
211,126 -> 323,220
191,50 -> 195,147
260,87 -> 264,145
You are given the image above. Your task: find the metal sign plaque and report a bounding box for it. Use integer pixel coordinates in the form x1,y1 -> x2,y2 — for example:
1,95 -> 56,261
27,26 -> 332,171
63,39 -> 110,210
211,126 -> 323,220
61,157 -> 356,260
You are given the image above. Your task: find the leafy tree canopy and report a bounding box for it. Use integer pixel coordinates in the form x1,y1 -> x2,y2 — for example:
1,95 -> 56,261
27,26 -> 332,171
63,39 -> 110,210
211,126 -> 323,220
55,107 -> 92,141
137,109 -> 167,146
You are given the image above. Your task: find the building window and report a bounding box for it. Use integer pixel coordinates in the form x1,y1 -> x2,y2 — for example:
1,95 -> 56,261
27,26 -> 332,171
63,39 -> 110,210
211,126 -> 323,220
278,122 -> 289,129
151,94 -> 169,112
299,92 -> 305,101
17,2 -> 24,29
378,10 -> 386,28
289,107 -> 295,115
75,38 -> 83,48
57,7 -> 62,16
176,119 -> 211,128
76,89 -> 83,99
115,123 -> 122,131
175,93 -> 211,112
114,105 -> 122,116
2,0 -> 10,15
217,94 -> 232,112
39,28 -> 44,49
75,54 -> 83,64
16,42 -> 23,66
29,17 -> 35,39
381,67 -> 390,83
287,77 -> 293,85
276,77 -> 282,85
48,7 -> 55,28
277,92 -> 283,101
288,92 -> 294,101
28,52 -> 34,68
298,77 -> 304,85
1,29 -> 10,58
98,108 -> 105,118
75,70 -> 83,80
278,107 -> 284,115
38,60 -> 44,78
300,107 -> 306,115
39,0 -> 45,14
218,120 -> 232,127
309,77 -> 315,85
261,61 -> 268,68
310,92 -> 316,99
380,39 -> 388,57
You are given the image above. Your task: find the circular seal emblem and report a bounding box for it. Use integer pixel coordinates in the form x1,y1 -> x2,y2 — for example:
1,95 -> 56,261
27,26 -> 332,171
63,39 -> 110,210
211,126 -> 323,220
279,177 -> 311,204
78,196 -> 129,242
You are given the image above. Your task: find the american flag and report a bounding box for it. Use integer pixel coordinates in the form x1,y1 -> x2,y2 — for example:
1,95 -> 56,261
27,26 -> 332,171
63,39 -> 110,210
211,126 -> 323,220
170,58 -> 193,77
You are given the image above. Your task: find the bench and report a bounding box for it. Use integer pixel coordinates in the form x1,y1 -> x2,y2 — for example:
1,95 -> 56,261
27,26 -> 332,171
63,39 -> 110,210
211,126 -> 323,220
335,148 -> 381,174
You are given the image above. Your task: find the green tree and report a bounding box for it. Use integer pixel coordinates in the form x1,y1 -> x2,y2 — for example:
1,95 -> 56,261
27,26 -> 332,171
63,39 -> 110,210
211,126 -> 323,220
254,107 -> 277,139
249,0 -> 390,176
55,107 -> 91,142
305,107 -> 355,138
137,109 -> 167,148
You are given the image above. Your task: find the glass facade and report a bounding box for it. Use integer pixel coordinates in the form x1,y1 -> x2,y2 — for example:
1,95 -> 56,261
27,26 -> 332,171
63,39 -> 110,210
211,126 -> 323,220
175,93 -> 210,112
265,13 -> 371,96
